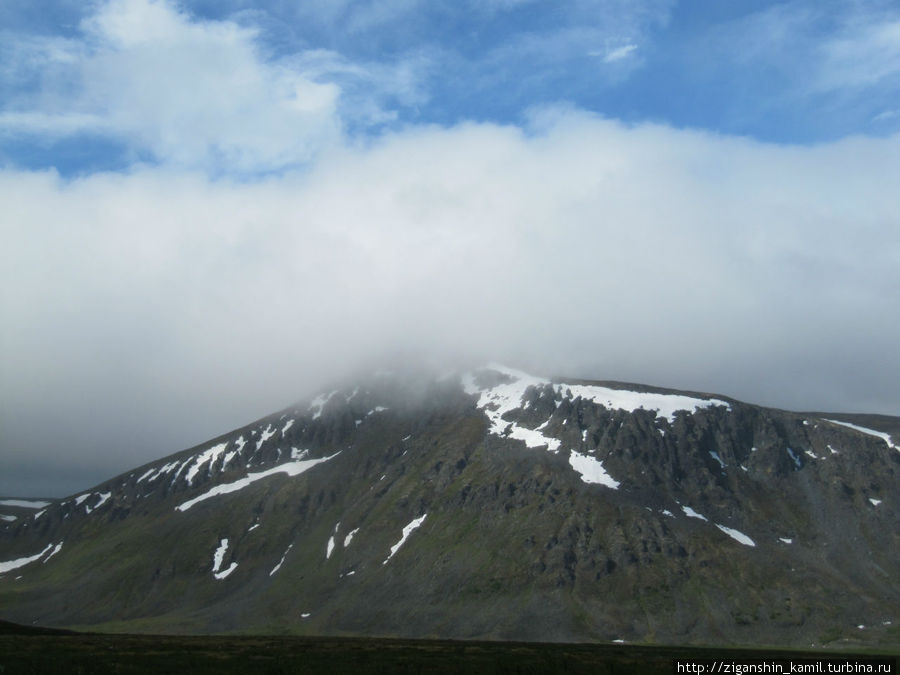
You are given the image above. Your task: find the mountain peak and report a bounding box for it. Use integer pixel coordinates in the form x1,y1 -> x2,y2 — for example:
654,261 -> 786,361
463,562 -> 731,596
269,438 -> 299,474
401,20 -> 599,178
1,366 -> 897,647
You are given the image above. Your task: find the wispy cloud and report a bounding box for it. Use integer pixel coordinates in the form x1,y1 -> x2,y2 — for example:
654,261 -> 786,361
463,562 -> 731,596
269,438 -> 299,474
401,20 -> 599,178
871,108 -> 900,124
815,18 -> 900,91
601,43 -> 637,62
1,0 -> 679,177
1,0 -> 346,174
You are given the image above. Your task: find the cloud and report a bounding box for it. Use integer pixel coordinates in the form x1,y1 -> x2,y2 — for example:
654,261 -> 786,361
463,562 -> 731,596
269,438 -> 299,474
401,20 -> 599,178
0,0 -> 897,499
1,0 -> 679,177
815,17 -> 900,91
2,111 -> 899,495
872,108 -> 900,124
700,2 -> 900,96
1,0 -> 345,174
598,43 -> 637,63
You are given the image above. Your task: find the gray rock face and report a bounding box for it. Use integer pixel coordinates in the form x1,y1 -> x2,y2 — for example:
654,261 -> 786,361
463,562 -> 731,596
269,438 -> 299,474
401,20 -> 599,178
0,365 -> 897,648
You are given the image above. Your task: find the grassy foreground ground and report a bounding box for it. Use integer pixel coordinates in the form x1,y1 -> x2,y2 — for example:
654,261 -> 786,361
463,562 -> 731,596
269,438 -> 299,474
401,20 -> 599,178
0,622 -> 896,674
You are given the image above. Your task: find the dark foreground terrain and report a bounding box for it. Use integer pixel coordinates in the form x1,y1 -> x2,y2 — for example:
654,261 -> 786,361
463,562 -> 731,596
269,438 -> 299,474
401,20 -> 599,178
0,621 -> 895,675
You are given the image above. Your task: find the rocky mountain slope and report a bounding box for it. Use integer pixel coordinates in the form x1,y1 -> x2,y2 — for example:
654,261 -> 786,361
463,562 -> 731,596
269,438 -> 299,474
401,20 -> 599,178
1,365 -> 897,647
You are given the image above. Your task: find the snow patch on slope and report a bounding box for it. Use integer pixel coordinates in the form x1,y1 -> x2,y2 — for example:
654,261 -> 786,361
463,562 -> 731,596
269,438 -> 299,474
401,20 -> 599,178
344,528 -> 360,547
270,544 -> 293,576
560,382 -> 729,423
0,542 -> 62,574
681,505 -> 708,521
383,514 -> 427,565
84,492 -> 111,514
43,542 -> 63,562
185,442 -> 229,486
568,451 -> 619,489
715,524 -> 755,547
256,425 -> 276,451
309,391 -> 337,420
212,538 -> 237,580
0,499 -> 50,509
463,364 -> 728,489
464,365 -> 561,452
175,453 -> 339,512
326,522 -> 340,559
825,419 -> 897,450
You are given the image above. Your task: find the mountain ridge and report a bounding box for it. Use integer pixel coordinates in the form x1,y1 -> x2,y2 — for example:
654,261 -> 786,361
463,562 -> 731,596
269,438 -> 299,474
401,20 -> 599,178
1,365 -> 897,648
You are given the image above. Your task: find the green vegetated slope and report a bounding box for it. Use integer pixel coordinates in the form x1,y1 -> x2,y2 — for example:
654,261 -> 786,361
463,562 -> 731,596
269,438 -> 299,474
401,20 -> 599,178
1,365 -> 897,648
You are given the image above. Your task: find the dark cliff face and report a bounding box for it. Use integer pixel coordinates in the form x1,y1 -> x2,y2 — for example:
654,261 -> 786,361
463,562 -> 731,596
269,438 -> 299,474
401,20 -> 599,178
0,365 -> 897,648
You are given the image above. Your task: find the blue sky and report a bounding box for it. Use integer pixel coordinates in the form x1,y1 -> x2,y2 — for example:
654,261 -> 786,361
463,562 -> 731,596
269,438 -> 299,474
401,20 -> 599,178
1,0 -> 899,496
3,0 -> 900,176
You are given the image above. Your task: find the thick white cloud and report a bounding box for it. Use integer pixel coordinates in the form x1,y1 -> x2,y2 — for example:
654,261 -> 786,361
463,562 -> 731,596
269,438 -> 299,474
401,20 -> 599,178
1,0 -> 898,497
2,112 -> 899,496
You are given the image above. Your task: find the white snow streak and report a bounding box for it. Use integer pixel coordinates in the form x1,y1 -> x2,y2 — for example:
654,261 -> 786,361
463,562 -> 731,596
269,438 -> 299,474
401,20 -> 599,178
270,544 -> 293,576
344,528 -> 360,547
139,461 -> 181,485
135,468 -> 155,484
465,365 -> 562,452
869,498 -> 882,506
85,492 -> 111,514
383,514 -> 427,564
214,563 -> 237,580
568,451 -> 620,489
715,524 -> 755,547
43,542 -> 63,562
561,383 -> 729,423
309,391 -> 337,420
212,538 -> 237,580
824,419 -> 897,450
0,499 -> 50,509
185,442 -> 229,485
282,419 -> 294,436
779,537 -> 793,544
175,452 -> 339,512
464,364 -> 727,478
0,542 -> 59,574
327,522 -> 341,558
212,539 -> 228,572
681,505 -> 708,521
256,425 -> 276,451
0,515 -> 16,522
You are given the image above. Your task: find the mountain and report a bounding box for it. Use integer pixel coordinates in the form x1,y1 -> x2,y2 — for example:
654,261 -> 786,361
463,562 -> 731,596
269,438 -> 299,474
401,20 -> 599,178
1,364 -> 897,648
